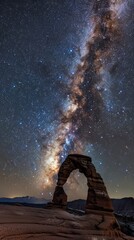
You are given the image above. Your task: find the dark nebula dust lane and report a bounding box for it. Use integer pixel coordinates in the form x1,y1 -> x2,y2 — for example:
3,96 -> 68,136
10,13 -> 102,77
0,0 -> 133,199
39,0 -> 134,195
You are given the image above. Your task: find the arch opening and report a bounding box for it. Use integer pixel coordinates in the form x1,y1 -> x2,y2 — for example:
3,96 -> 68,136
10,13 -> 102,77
64,169 -> 88,211
64,169 -> 88,201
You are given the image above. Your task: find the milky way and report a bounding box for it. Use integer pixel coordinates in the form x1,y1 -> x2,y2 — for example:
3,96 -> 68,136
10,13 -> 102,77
39,0 -> 129,190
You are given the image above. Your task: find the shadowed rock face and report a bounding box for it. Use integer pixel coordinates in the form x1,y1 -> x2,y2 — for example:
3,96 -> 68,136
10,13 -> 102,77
53,154 -> 113,213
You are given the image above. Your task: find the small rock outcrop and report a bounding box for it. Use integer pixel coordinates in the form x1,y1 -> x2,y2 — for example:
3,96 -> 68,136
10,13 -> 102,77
52,154 -> 113,213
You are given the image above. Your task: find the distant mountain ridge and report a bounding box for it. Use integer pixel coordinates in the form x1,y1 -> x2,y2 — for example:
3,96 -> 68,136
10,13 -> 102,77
0,196 -> 133,216
68,198 -> 134,217
0,196 -> 48,204
112,198 -> 134,216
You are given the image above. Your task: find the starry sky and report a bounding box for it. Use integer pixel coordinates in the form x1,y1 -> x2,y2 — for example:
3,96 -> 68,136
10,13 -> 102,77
0,0 -> 134,200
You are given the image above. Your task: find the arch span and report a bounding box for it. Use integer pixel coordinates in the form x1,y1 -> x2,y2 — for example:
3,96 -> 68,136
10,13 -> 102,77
52,154 -> 113,213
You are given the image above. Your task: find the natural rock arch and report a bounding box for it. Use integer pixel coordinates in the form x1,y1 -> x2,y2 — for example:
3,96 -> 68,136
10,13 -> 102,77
52,154 -> 113,213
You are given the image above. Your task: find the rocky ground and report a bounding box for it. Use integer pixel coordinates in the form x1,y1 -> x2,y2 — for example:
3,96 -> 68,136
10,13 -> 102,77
0,204 -> 133,240
68,198 -> 134,237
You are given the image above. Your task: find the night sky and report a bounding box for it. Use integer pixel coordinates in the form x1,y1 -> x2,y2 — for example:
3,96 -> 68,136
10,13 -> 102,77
0,0 -> 134,200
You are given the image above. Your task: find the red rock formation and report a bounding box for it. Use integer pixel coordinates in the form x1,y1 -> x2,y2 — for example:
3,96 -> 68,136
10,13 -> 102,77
53,154 -> 113,213
51,154 -> 124,236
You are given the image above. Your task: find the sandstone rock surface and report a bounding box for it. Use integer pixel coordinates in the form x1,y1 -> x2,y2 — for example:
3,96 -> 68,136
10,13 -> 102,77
53,154 -> 113,212
0,204 -> 133,240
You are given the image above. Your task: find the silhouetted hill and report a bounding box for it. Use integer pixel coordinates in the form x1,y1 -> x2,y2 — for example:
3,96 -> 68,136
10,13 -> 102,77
0,196 -> 133,216
67,199 -> 86,211
112,198 -> 134,216
0,196 -> 48,204
0,196 -> 133,237
68,198 -> 134,217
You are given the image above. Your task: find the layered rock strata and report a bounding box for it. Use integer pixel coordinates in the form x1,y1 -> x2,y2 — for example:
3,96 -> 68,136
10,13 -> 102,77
51,154 -> 128,238
52,154 -> 113,213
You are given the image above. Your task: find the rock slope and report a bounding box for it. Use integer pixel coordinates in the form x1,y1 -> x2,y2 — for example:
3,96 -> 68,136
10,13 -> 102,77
0,205 -> 133,240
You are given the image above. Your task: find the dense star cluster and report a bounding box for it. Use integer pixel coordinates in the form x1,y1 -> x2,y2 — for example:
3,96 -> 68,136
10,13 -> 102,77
0,0 -> 134,200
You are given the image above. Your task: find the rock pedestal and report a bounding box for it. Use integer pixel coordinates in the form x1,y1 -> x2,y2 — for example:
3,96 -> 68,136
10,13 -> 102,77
52,186 -> 67,208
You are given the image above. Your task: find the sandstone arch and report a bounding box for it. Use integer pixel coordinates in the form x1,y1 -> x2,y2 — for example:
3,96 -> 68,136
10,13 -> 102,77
52,154 -> 113,213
